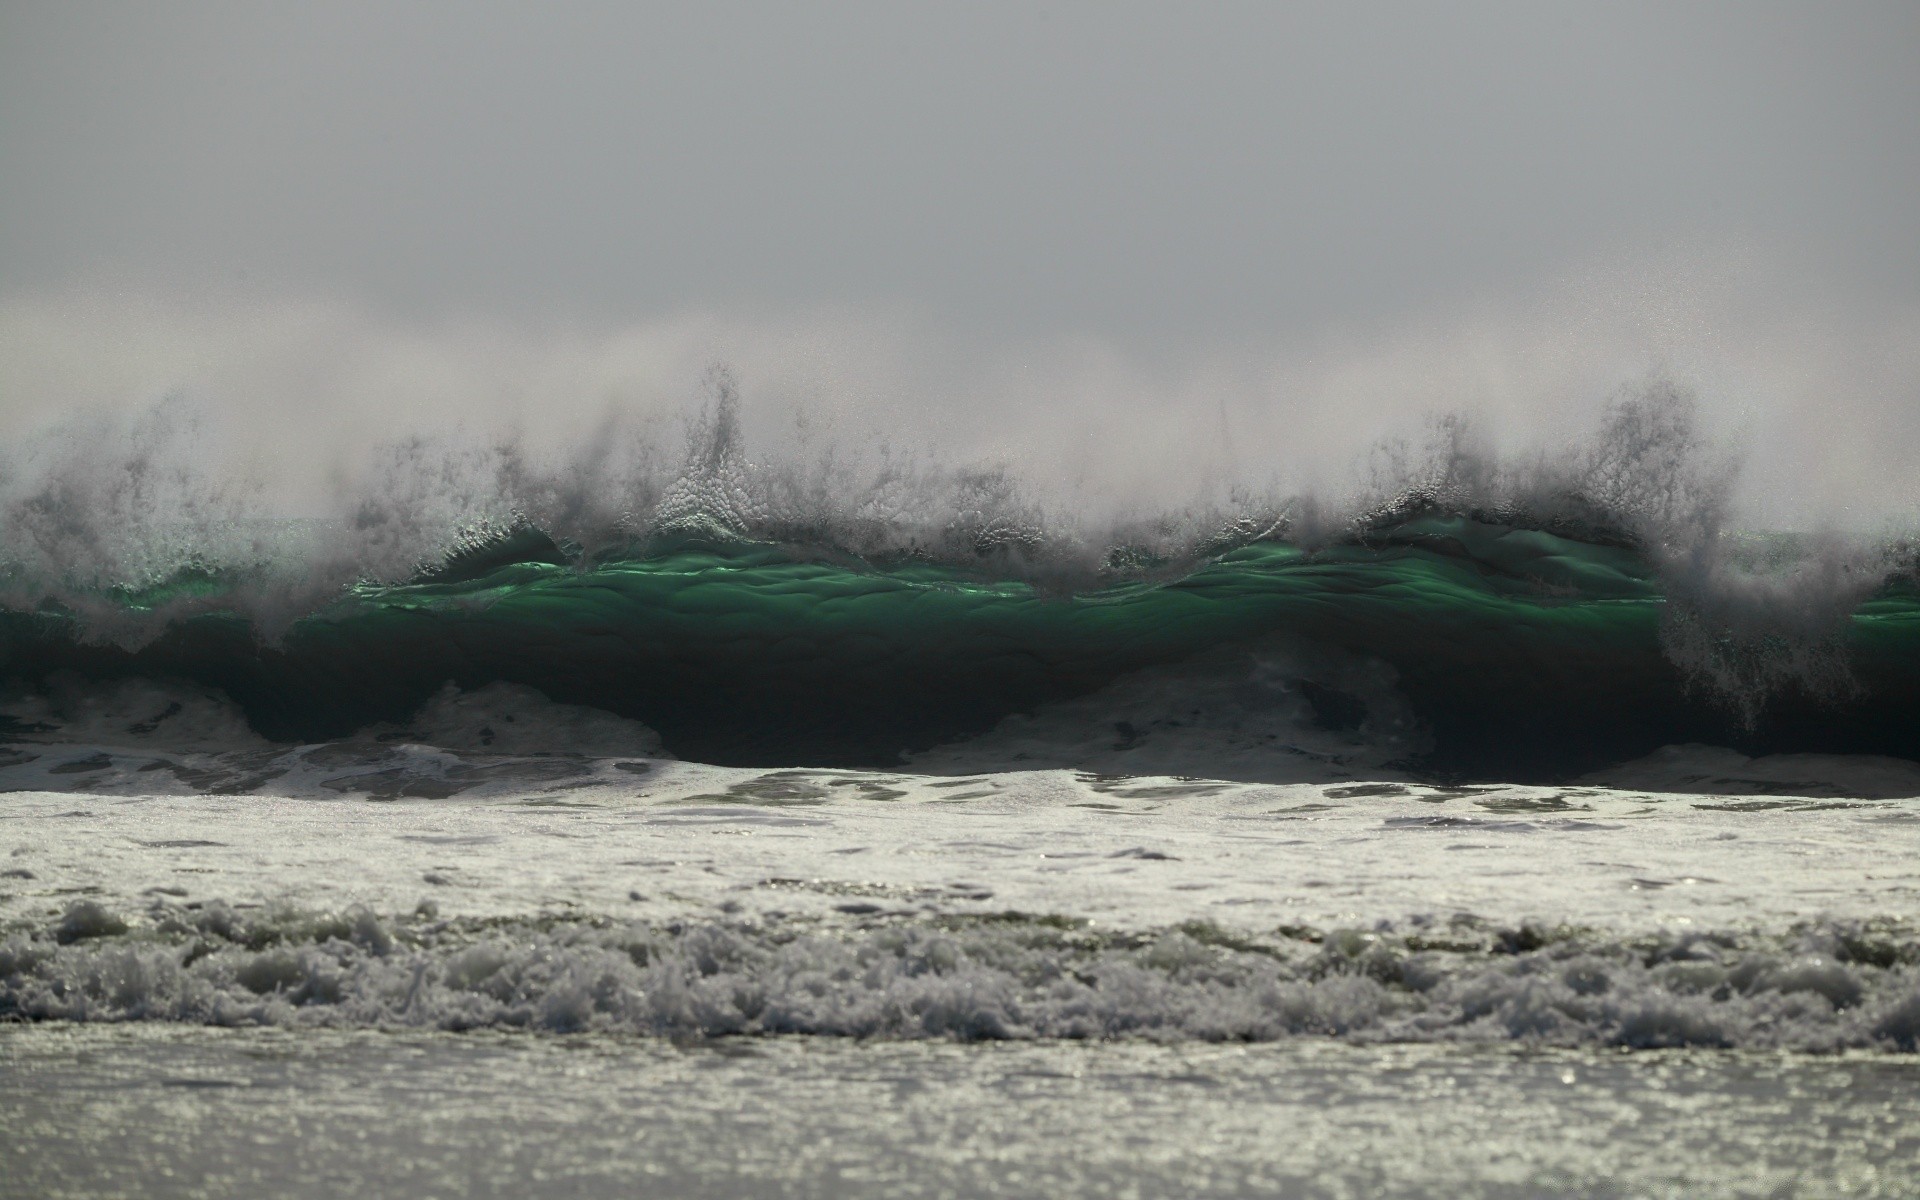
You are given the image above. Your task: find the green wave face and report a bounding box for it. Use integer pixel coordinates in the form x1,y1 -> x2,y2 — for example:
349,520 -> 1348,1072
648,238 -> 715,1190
2,515 -> 1916,779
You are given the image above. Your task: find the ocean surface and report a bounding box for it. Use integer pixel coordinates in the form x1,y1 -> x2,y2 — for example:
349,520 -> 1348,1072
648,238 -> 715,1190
4,386 -> 1919,1196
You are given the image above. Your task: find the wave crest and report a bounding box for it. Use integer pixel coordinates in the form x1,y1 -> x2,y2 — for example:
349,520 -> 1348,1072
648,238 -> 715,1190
0,373 -> 1910,735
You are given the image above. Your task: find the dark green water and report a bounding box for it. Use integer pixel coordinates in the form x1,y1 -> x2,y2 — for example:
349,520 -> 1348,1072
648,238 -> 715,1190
3,514 -> 1916,777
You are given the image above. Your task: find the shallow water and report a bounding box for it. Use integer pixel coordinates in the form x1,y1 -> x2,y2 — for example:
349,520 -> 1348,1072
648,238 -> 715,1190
3,1024 -> 1915,1200
5,768 -> 1920,1048
4,690 -> 1919,1194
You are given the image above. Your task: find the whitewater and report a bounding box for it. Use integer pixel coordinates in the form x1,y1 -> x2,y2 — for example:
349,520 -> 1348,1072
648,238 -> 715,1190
4,376 -> 1919,1197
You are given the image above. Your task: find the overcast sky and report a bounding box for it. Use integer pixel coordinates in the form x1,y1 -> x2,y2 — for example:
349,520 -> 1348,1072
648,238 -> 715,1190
2,1 -> 1917,522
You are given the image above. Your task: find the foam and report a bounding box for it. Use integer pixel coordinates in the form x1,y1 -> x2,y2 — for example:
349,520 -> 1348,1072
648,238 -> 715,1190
6,763 -> 1916,949
3,902 -> 1916,1049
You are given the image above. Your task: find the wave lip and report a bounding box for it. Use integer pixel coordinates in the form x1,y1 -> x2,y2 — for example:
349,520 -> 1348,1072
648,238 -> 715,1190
5,523 -> 1918,779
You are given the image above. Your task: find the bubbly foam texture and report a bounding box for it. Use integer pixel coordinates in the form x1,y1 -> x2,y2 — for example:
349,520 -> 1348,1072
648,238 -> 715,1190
4,902 -> 1917,1050
7,744 -> 1919,1047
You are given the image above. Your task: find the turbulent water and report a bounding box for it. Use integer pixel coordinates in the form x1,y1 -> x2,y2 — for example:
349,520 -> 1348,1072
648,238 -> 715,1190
6,512 -> 1918,778
2,378 -> 1916,778
4,378 -> 1919,1195
4,518 -> 1918,783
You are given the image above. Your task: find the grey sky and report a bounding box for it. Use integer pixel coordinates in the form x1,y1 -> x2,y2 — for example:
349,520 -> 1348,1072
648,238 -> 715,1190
5,1 -> 1916,339
1,2 -> 1917,526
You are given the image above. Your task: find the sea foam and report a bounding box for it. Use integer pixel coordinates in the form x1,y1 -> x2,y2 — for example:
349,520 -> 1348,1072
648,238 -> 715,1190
5,902 -> 1917,1050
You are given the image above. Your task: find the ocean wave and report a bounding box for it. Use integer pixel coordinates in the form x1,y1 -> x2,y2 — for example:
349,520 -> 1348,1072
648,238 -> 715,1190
0,371 -> 1905,622
2,377 -> 1917,778
2,529 -> 1916,779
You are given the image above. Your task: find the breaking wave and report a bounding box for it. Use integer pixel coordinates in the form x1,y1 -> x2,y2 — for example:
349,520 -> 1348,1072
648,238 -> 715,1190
1,373 -> 1916,779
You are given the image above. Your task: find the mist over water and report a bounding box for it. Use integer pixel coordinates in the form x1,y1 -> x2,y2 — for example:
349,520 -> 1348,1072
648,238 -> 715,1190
0,281 -> 1914,536
5,258 -> 1920,535
0,300 -> 1911,584
0,272 -> 1916,772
